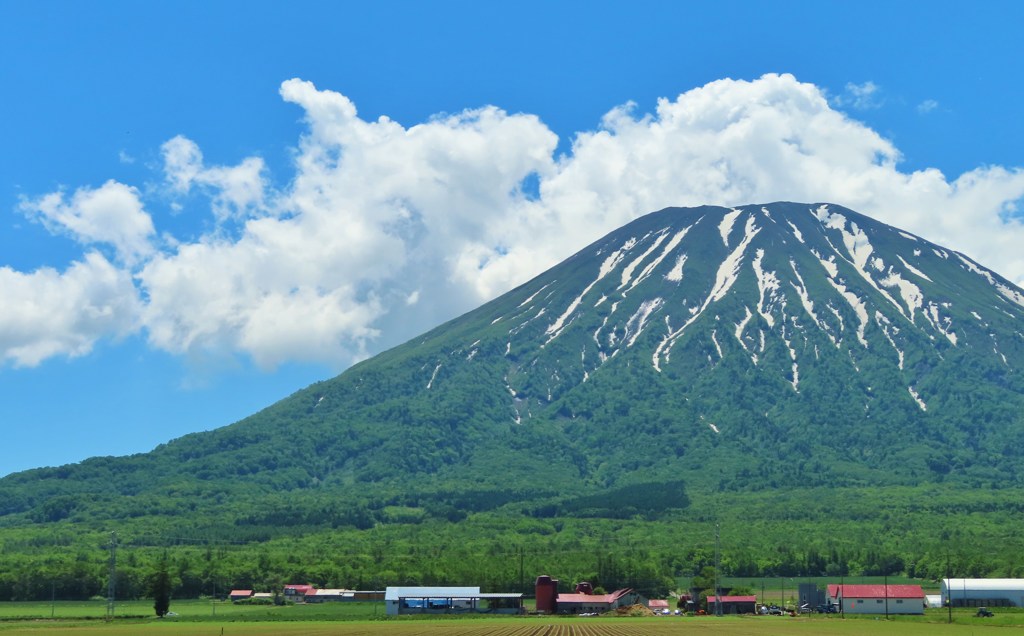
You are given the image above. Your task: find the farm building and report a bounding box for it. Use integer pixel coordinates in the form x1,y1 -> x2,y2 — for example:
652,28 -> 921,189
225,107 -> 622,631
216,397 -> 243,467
228,589 -> 253,602
827,584 -> 925,615
384,586 -> 523,616
306,588 -> 355,602
648,599 -> 670,613
534,575 -> 644,614
298,588 -> 385,603
283,584 -> 314,600
707,595 -> 757,614
942,579 -> 1024,607
554,589 -> 641,614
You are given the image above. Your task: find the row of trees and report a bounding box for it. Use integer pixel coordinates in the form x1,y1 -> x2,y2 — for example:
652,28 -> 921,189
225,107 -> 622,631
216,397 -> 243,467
0,521 -> 1014,603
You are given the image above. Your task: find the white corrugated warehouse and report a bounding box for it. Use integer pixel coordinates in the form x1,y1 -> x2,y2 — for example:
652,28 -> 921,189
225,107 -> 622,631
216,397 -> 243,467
941,579 -> 1024,607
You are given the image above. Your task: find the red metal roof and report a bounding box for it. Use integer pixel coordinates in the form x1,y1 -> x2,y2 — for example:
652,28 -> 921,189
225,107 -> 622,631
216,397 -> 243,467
830,584 -> 924,599
707,595 -> 757,603
557,593 -> 617,604
229,589 -> 253,596
285,584 -> 314,594
557,588 -> 633,605
649,599 -> 669,608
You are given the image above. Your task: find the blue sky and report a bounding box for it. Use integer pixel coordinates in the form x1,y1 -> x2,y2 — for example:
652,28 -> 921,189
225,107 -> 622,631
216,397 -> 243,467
2,0 -> 1023,476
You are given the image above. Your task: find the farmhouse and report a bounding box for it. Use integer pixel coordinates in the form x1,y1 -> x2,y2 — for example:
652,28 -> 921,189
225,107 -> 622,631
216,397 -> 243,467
942,578 -> 1024,607
384,586 -> 523,615
827,584 -> 925,615
707,595 -> 757,614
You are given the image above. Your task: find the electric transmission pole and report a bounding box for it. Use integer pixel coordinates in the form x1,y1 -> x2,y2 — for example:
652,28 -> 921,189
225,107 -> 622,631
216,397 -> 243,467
714,523 -> 722,617
106,532 -> 117,620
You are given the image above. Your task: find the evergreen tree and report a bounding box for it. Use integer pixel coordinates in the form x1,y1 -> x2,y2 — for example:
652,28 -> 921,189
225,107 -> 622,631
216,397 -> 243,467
151,551 -> 172,618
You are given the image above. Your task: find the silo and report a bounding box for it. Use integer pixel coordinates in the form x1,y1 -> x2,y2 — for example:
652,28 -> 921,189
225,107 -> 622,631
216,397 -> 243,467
535,575 -> 559,613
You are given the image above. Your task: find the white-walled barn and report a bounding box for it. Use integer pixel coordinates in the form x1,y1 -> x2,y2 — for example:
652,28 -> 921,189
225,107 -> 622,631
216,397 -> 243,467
384,586 -> 523,615
942,579 -> 1024,607
827,584 -> 925,615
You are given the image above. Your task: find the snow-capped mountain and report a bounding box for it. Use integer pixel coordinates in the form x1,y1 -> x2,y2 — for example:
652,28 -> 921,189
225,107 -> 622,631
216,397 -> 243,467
396,201 -> 1024,487
488,202 -> 1023,414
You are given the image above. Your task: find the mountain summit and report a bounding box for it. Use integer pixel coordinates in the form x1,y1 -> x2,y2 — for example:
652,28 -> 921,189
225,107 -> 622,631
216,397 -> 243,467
3,202 -> 1024,526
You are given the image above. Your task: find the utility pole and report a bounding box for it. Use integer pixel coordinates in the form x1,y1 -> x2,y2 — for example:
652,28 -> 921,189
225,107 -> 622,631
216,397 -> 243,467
519,547 -> 525,595
945,551 -> 952,624
106,532 -> 117,620
884,573 -> 888,620
714,523 -> 722,617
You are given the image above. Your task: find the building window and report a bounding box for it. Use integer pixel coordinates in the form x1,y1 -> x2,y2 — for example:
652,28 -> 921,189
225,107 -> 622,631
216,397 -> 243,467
877,600 -> 883,604
857,600 -> 863,604
896,600 -> 903,604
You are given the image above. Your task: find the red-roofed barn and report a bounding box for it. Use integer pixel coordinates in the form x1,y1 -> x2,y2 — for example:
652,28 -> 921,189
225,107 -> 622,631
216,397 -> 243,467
828,584 -> 925,615
707,595 -> 757,614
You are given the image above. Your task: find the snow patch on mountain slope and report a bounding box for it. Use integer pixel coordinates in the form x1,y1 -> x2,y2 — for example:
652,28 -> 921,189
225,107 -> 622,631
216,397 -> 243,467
787,220 -> 805,244
518,282 -> 552,308
653,215 -> 761,371
789,260 -> 834,345
908,386 -> 927,411
875,311 -> 904,370
665,254 -> 688,282
426,363 -> 442,389
898,255 -> 932,282
956,253 -> 1024,310
879,269 -> 924,321
619,232 -> 669,291
734,306 -> 758,365
625,298 -> 664,347
923,302 -> 958,345
826,279 -> 870,347
818,209 -> 907,318
546,238 -> 636,341
629,225 -> 693,290
752,249 -> 780,328
719,208 -> 743,247
813,251 -> 839,278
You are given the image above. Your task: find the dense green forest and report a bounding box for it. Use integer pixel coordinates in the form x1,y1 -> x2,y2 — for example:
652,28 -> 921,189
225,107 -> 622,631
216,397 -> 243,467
3,485 -> 1022,601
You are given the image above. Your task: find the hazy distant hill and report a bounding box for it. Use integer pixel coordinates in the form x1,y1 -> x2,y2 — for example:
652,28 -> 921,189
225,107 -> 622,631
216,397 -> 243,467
3,201 -> 1024,537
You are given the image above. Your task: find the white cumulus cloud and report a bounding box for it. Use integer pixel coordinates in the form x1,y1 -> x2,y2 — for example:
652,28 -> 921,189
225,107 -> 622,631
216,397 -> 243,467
5,73 -> 1024,370
19,180 -> 155,264
162,135 -> 268,221
0,253 -> 140,367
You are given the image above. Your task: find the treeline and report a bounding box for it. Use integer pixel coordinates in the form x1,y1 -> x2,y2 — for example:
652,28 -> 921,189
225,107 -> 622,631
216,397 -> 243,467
2,494 -> 1021,603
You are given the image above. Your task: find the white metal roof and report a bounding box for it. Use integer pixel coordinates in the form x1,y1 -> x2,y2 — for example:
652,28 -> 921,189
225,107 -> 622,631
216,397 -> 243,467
385,586 -> 480,601
941,579 -> 1024,592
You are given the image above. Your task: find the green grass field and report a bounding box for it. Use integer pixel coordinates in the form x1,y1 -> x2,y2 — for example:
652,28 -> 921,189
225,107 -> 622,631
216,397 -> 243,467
1,601 -> 1023,634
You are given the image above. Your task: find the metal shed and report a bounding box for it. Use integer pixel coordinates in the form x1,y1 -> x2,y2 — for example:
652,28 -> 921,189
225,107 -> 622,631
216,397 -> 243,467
941,579 -> 1024,608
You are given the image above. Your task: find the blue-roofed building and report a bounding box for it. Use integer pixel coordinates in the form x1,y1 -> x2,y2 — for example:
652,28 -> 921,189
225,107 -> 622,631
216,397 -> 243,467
384,586 -> 523,615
